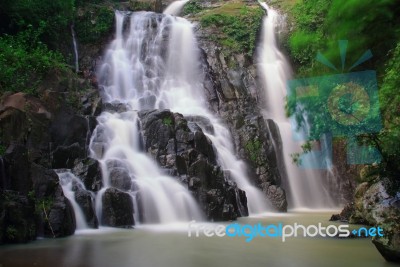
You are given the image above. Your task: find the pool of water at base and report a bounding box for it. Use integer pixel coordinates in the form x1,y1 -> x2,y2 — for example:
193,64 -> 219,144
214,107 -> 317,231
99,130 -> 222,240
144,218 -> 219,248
0,212 -> 396,267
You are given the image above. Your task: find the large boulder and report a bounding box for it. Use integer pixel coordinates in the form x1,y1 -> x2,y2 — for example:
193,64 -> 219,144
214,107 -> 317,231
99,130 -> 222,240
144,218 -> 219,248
350,181 -> 400,225
344,180 -> 400,263
102,188 -> 135,227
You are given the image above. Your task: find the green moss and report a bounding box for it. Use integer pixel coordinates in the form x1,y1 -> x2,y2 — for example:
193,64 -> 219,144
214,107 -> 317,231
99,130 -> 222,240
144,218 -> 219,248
162,117 -> 174,126
245,139 -> 262,163
200,4 -> 264,56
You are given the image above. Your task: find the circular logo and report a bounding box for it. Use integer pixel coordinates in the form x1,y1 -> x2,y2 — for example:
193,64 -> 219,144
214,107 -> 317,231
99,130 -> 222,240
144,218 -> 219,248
327,82 -> 370,126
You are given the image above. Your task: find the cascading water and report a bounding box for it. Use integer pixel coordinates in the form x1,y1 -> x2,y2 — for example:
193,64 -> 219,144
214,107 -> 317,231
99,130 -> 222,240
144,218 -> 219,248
257,2 -> 337,209
163,0 -> 189,16
71,24 -> 79,73
94,10 -> 270,220
57,171 -> 89,230
92,11 -> 204,224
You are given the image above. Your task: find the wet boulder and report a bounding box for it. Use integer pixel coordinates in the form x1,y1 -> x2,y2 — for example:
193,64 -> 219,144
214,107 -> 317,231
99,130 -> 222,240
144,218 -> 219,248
102,188 -> 135,227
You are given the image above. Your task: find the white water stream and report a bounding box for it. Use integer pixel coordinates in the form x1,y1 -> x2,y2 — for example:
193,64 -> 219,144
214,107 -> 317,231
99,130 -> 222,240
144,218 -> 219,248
258,2 -> 337,209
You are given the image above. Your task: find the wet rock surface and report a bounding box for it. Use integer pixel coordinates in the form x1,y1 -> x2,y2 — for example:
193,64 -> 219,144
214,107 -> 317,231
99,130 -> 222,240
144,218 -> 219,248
194,23 -> 287,211
139,109 -> 248,220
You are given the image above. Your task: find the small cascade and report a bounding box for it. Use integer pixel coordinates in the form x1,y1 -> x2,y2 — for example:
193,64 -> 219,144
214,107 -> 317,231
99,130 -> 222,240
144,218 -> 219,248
257,2 -> 337,209
57,171 -> 89,230
71,24 -> 79,73
163,0 -> 189,16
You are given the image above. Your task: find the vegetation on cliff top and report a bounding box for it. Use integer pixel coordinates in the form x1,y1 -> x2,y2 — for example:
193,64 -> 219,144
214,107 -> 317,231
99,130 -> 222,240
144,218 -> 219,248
199,2 -> 264,56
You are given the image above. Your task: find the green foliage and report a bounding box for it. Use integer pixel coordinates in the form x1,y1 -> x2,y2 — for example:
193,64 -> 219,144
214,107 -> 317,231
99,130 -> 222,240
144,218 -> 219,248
0,27 -> 66,94
5,226 -> 18,241
287,0 -> 400,179
288,0 -> 400,76
0,0 -> 75,43
162,117 -> 174,126
35,198 -> 53,218
200,4 -> 264,56
75,6 -> 114,43
245,139 -> 262,163
182,1 -> 202,16
287,0 -> 331,73
376,42 -> 400,177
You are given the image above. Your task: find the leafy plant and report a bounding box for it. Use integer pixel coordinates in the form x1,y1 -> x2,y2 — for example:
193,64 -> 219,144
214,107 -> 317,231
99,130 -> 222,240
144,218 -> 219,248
0,26 -> 66,94
75,6 -> 114,44
182,1 -> 202,16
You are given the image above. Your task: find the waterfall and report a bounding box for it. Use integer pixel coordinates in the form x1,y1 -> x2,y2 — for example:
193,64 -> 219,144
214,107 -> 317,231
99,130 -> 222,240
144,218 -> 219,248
257,2 -> 337,209
95,10 -> 270,220
57,171 -> 89,230
71,24 -> 79,73
163,0 -> 189,16
93,11 -> 204,224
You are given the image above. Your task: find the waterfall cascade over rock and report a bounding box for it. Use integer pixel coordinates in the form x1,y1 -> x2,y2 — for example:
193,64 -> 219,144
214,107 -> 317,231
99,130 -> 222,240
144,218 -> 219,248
87,10 -> 272,226
257,2 -> 338,209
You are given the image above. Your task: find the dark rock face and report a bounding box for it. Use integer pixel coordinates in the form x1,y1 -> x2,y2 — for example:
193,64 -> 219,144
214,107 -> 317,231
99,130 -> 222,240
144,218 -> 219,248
0,86 -> 101,243
139,110 -> 248,220
102,188 -> 134,227
0,192 -> 36,244
194,24 -> 287,211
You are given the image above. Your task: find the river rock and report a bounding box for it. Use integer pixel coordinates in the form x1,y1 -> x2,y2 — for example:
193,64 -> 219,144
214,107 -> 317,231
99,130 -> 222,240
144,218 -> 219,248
109,167 -> 132,191
102,188 -> 135,227
72,159 -> 103,192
